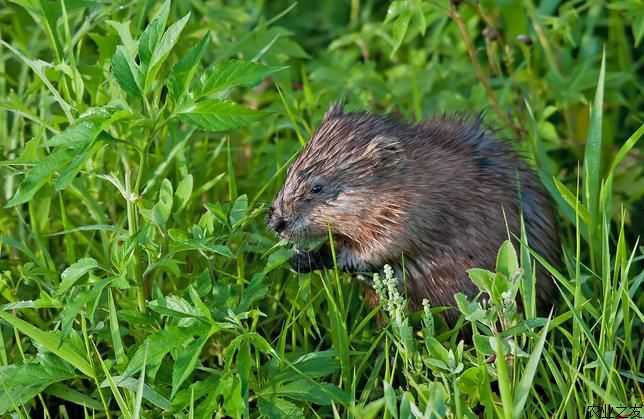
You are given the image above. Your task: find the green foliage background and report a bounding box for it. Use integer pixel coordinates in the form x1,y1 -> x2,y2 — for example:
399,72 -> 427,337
0,0 -> 642,417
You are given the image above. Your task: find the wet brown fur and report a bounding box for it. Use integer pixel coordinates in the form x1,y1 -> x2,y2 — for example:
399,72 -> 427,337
268,104 -> 560,325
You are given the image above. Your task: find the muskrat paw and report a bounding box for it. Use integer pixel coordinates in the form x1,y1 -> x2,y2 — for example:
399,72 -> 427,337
290,248 -> 334,273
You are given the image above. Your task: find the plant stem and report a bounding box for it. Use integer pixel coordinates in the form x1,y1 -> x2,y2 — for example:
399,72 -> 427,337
449,6 -> 520,138
125,166 -> 145,313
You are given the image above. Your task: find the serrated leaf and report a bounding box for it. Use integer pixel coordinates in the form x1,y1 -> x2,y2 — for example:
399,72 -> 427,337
171,335 -> 208,398
148,295 -> 202,319
54,142 -> 99,191
6,148 -> 76,207
111,45 -> 142,97
138,0 -> 170,69
0,356 -> 76,414
60,276 -> 112,339
0,135 -> 40,165
218,375 -> 244,417
151,178 -> 174,228
58,257 -> 98,295
145,12 -> 191,92
177,100 -> 266,132
106,20 -> 137,56
45,106 -> 124,148
239,272 -> 268,312
201,243 -> 235,258
196,60 -> 286,97
169,32 -> 210,102
123,326 -> 195,377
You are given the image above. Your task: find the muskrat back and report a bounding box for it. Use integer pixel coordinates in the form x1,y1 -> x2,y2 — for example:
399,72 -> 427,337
268,104 -> 560,325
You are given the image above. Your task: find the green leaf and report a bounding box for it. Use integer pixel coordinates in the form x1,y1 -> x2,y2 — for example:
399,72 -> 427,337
111,45 -> 142,97
268,350 -> 340,383
99,376 -> 173,411
0,310 -> 94,378
383,380 -> 398,418
634,13 -> 644,46
106,20 -> 137,56
148,295 -> 203,319
133,343 -> 148,419
59,276 -> 112,339
138,0 -> 170,68
424,336 -> 449,365
54,142 -> 100,191
552,177 -> 591,226
217,374 -> 244,417
467,268 -> 495,293
177,100 -> 266,132
169,32 -> 210,102
174,174 -> 193,216
496,240 -> 519,278
145,12 -> 191,92
0,40 -> 72,119
0,135 -> 40,165
108,289 -> 127,366
45,106 -> 125,149
44,383 -> 104,411
229,194 -> 248,227
0,356 -> 76,415
196,60 -> 286,97
607,123 -> 644,178
583,50 -> 605,228
171,335 -> 208,398
151,178 -> 174,228
123,326 -> 195,377
258,396 -> 305,419
238,272 -> 268,312
58,257 -> 99,295
6,148 -> 77,207
513,316 -> 551,419
261,380 -> 347,406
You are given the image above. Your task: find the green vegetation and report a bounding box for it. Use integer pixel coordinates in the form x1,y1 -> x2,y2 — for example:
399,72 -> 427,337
0,0 -> 642,417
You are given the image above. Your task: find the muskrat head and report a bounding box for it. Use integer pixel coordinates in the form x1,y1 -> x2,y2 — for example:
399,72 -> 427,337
268,103 -> 405,243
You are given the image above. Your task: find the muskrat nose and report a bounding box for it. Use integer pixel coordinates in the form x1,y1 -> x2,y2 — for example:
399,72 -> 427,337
269,215 -> 287,233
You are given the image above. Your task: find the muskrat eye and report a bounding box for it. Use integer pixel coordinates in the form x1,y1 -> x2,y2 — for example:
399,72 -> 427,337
311,184 -> 323,194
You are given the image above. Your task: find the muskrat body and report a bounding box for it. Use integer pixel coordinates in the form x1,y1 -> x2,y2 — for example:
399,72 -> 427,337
268,104 -> 560,324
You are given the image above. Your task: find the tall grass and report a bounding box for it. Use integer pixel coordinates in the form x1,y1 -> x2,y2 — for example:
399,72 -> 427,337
0,0 -> 642,417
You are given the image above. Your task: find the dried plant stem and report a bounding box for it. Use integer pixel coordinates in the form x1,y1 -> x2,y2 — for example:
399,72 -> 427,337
449,7 -> 520,137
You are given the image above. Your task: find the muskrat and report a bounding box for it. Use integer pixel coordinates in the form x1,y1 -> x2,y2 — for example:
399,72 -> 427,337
268,103 -> 560,325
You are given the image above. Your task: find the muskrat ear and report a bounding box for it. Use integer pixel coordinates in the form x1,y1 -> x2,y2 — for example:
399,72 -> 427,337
364,136 -> 403,167
323,101 -> 345,120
